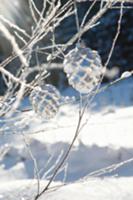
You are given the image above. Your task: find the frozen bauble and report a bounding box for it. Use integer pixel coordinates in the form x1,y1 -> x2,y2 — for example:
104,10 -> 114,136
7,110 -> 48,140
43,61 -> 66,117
63,47 -> 103,94
30,84 -> 61,119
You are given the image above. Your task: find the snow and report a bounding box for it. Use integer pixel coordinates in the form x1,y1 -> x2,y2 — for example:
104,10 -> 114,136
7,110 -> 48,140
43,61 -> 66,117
0,178 -> 133,200
0,77 -> 133,199
42,178 -> 133,200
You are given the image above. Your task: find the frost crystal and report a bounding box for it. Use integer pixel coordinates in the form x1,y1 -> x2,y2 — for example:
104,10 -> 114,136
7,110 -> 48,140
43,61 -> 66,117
64,46 -> 103,94
0,97 -> 16,116
121,71 -> 132,79
30,84 -> 61,119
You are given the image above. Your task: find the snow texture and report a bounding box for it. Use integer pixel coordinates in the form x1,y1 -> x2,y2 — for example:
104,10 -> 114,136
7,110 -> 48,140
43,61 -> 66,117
0,78 -> 133,199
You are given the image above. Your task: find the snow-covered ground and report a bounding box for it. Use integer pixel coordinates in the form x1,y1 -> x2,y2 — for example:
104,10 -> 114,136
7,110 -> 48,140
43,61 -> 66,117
0,77 -> 133,199
0,177 -> 133,200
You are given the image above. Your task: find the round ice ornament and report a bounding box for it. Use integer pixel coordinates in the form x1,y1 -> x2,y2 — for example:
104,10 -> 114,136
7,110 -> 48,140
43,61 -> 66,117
30,84 -> 61,119
63,46 -> 103,94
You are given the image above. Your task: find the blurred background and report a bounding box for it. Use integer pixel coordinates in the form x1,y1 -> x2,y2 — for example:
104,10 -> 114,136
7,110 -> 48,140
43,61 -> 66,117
0,0 -> 133,95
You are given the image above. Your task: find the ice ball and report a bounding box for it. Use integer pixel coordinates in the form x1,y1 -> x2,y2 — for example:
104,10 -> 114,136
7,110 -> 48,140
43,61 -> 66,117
64,47 -> 103,94
30,84 -> 61,119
